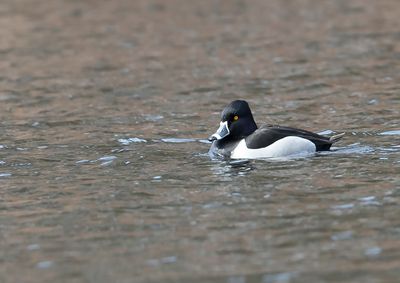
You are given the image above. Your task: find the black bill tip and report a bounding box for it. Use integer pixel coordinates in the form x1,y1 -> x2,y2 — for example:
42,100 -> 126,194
208,135 -> 217,142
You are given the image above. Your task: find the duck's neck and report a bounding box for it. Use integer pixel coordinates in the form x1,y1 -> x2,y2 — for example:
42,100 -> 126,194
243,119 -> 258,138
220,119 -> 258,144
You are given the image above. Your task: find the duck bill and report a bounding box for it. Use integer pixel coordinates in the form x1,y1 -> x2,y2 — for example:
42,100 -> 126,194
208,121 -> 230,141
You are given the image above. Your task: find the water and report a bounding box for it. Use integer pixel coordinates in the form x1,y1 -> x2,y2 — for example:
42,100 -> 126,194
1,0 -> 400,282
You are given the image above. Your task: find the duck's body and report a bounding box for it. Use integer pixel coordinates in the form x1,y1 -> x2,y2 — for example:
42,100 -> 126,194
208,100 -> 344,159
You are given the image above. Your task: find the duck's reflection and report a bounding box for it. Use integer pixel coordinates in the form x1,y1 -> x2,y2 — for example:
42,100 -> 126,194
209,158 -> 255,178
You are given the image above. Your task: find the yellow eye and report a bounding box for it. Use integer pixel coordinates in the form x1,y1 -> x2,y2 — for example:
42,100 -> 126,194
233,115 -> 239,121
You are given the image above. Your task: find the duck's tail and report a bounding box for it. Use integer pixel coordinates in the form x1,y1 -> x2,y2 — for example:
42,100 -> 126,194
329,132 -> 345,144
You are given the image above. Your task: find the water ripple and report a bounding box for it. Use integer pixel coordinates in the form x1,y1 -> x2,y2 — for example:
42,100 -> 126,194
118,137 -> 147,145
379,130 -> 400,136
0,173 -> 12,178
161,138 -> 196,143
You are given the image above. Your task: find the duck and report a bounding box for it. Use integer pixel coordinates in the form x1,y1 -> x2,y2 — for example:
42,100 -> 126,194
208,100 -> 344,159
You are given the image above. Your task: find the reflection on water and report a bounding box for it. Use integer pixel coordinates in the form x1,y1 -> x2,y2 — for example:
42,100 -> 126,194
1,0 -> 400,283
209,159 -> 255,178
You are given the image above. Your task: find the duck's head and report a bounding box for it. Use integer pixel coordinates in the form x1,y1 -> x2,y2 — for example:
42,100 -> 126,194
208,100 -> 258,142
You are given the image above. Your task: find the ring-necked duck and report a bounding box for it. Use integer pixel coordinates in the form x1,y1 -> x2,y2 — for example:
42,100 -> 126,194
208,100 -> 344,159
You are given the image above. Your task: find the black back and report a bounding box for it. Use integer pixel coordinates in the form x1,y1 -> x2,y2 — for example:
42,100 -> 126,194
245,125 -> 333,151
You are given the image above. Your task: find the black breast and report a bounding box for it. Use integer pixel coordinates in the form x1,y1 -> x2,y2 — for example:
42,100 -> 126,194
209,139 -> 241,158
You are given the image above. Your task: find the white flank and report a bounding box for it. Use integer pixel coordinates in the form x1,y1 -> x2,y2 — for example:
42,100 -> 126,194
231,136 -> 316,159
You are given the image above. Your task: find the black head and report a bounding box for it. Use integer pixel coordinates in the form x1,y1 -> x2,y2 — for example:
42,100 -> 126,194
209,100 -> 258,141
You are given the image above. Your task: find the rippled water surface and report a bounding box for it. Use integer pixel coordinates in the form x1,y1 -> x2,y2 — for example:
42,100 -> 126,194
1,1 -> 400,282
